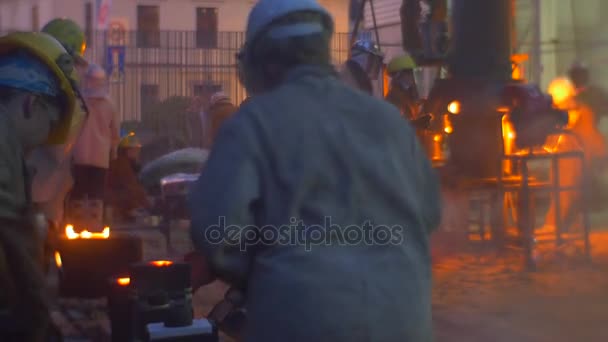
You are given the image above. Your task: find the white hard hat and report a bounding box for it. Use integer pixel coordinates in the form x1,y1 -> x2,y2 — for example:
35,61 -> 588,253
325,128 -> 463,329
83,63 -> 108,98
209,91 -> 230,107
245,0 -> 334,44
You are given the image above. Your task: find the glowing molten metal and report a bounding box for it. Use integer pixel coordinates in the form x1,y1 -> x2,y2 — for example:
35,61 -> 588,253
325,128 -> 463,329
54,251 -> 62,268
65,224 -> 110,240
117,277 -> 131,286
150,260 -> 173,267
447,101 -> 461,115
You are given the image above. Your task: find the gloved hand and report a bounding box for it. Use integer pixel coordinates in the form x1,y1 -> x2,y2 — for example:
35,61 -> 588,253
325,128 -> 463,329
207,287 -> 247,340
410,114 -> 433,130
183,251 -> 216,291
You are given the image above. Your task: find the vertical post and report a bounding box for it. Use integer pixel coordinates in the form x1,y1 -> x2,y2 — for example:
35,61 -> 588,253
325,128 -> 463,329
349,0 -> 368,58
552,153 -> 562,245
369,0 -> 381,47
531,0 -> 542,85
520,155 -> 536,270
580,154 -> 592,261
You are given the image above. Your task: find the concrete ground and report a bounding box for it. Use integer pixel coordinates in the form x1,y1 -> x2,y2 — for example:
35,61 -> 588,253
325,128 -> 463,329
51,218 -> 608,341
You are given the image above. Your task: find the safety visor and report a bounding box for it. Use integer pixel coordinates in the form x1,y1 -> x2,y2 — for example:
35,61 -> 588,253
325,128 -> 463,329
353,51 -> 383,80
393,70 -> 417,92
413,66 -> 440,99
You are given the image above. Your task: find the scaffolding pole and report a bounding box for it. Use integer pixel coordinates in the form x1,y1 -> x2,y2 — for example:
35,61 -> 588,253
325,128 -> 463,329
531,0 -> 542,84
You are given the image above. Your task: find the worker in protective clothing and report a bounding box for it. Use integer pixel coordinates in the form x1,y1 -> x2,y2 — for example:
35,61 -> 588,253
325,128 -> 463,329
568,61 -> 608,126
71,64 -> 120,230
188,0 -> 441,341
106,133 -> 151,221
339,39 -> 384,95
0,32 -> 79,341
544,77 -> 606,230
28,18 -> 88,256
386,54 -> 419,120
42,18 -> 88,70
206,91 -> 238,147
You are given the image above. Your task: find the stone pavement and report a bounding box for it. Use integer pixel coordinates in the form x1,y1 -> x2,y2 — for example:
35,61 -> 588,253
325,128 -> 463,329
431,230 -> 608,342
50,225 -> 608,341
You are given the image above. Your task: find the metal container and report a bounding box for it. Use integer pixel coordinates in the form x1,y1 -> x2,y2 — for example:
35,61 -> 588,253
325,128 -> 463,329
57,235 -> 143,298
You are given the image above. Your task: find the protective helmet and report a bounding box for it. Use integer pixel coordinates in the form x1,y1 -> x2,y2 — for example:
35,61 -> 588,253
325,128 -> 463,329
209,91 -> 231,107
351,40 -> 384,81
82,63 -> 109,98
240,0 -> 334,93
352,40 -> 384,58
567,60 -> 589,87
0,32 -> 79,145
245,0 -> 333,44
387,54 -> 417,74
119,132 -> 142,149
42,18 -> 87,65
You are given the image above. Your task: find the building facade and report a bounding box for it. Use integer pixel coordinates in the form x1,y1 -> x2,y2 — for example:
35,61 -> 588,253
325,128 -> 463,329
359,0 -> 608,91
0,0 -> 350,123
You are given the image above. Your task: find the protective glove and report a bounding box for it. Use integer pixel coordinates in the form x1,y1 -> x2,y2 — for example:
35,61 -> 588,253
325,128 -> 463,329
183,251 -> 217,291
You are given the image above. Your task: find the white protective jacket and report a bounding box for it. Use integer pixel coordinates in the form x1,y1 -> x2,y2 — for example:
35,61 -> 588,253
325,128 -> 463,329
72,96 -> 120,169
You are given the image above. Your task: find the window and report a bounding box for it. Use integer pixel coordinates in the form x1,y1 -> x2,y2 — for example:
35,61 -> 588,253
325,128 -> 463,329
85,2 -> 93,45
31,6 -> 39,31
137,5 -> 160,48
196,8 -> 218,48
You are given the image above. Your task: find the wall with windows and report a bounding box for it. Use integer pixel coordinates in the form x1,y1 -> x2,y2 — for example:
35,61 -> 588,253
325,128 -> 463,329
0,0 -> 350,123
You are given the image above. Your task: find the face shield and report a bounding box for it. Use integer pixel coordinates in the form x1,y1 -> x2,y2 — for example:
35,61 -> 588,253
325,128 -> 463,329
352,51 -> 383,81
413,66 -> 440,100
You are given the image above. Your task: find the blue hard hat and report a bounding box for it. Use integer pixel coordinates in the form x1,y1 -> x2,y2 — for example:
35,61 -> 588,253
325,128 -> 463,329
352,40 -> 384,58
246,0 -> 334,43
0,50 -> 60,97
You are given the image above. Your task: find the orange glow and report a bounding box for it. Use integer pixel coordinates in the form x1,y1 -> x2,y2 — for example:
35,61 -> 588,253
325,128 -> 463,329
54,251 -> 62,268
81,41 -> 87,56
383,67 -> 389,97
432,134 -> 443,160
511,54 -> 528,80
443,114 -> 453,134
65,225 -> 110,240
447,101 -> 460,114
117,277 -> 130,286
502,115 -> 517,173
547,77 -> 575,108
150,260 -> 173,267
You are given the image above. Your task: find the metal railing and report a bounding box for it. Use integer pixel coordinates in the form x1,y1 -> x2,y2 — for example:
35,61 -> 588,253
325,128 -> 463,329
82,30 -> 352,123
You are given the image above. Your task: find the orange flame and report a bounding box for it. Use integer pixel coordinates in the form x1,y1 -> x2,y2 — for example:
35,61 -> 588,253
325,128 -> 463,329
150,260 -> 173,267
447,101 -> 461,114
65,225 -> 110,240
54,251 -> 62,268
117,277 -> 130,286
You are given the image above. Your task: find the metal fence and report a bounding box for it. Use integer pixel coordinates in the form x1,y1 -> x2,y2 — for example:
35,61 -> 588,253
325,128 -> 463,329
84,30 -> 353,123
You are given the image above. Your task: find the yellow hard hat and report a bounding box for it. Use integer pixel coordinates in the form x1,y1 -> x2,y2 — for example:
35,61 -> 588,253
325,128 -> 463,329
0,32 -> 80,145
119,132 -> 142,149
387,54 -> 417,74
547,77 -> 575,109
42,18 -> 87,65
